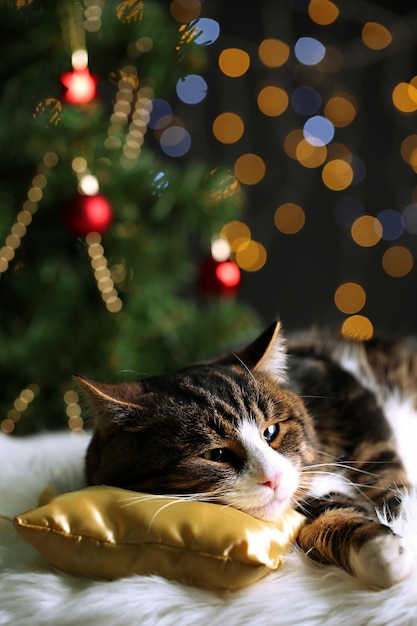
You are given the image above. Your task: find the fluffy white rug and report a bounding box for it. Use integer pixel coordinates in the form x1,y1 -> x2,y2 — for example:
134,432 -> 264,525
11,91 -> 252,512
1,432 -> 417,626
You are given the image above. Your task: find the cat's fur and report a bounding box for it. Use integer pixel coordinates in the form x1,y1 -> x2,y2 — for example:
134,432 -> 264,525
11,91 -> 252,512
77,321 -> 416,590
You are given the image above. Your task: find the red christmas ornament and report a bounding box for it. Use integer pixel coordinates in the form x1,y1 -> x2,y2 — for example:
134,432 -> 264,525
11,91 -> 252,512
65,193 -> 113,236
198,256 -> 241,297
61,68 -> 97,104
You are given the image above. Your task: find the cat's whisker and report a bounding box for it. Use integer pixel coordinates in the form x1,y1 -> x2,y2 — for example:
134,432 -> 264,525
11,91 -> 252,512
232,352 -> 260,403
302,462 -> 380,478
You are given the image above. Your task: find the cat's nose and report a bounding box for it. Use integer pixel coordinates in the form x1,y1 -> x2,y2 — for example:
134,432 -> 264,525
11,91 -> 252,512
260,472 -> 282,491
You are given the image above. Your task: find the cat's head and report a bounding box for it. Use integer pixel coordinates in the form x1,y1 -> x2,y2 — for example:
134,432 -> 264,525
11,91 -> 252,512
76,322 -> 317,521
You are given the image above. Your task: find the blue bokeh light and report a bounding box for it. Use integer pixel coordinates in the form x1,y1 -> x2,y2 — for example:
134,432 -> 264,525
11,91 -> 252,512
377,209 -> 405,241
148,99 -> 172,129
191,18 -> 220,46
350,156 -> 367,186
176,74 -> 208,105
160,126 -> 191,157
291,86 -> 322,116
295,37 -> 326,66
303,115 -> 334,146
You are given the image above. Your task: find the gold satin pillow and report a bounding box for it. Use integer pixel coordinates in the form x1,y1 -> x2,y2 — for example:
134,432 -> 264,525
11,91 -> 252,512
14,485 -> 304,589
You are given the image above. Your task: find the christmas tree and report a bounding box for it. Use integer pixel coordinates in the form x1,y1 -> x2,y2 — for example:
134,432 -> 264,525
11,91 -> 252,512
0,1 -> 259,436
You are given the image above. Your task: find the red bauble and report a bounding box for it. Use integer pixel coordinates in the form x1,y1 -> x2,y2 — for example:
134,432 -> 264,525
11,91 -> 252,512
61,68 -> 97,104
65,193 -> 113,236
198,256 -> 241,297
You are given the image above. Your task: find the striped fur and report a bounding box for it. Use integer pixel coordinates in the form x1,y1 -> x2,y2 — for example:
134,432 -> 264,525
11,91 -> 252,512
78,321 -> 417,589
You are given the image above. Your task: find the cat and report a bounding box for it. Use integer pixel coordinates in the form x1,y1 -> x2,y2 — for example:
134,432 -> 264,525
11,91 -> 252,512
76,320 -> 416,590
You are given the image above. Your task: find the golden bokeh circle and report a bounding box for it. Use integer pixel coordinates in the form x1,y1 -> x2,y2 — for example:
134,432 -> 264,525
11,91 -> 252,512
322,159 -> 353,191
324,95 -> 356,127
258,39 -> 290,68
257,86 -> 288,117
274,203 -> 305,234
334,282 -> 366,314
235,240 -> 267,271
219,48 -> 250,77
341,315 -> 374,341
392,83 -> 417,114
234,153 -> 266,185
284,129 -> 304,160
308,0 -> 339,25
220,220 -> 251,250
296,140 -> 327,168
362,22 -> 392,50
382,246 -> 413,277
212,113 -> 244,144
401,135 -> 417,163
351,215 -> 382,247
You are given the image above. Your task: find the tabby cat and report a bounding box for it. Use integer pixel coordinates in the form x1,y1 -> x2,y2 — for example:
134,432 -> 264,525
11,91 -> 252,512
77,321 -> 416,590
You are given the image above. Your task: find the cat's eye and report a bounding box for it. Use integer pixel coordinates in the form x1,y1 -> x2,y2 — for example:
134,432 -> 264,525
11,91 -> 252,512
264,424 -> 279,444
202,448 -> 233,464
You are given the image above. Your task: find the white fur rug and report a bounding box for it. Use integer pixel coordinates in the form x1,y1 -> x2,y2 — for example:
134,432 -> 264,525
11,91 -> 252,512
1,432 -> 417,626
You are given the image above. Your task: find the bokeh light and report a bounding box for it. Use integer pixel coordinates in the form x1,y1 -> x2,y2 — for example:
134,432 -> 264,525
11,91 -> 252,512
362,22 -> 392,50
334,282 -> 366,314
382,246 -> 413,277
212,112 -> 244,144
322,159 -> 353,190
234,153 -> 266,185
392,82 -> 417,114
350,155 -> 367,185
211,237 -> 230,262
284,129 -> 304,159
191,18 -> 220,45
341,315 -> 374,341
274,203 -> 305,234
377,209 -> 405,241
257,85 -> 289,117
308,0 -> 339,25
401,135 -> 417,164
176,74 -> 207,104
291,86 -> 321,116
303,115 -> 334,146
235,240 -> 267,271
258,38 -> 290,67
296,140 -> 327,168
294,37 -> 326,66
170,0 -> 201,23
324,94 -> 356,127
216,261 -> 241,287
160,126 -> 191,157
219,48 -> 250,77
220,220 -> 251,251
351,215 -> 382,247
403,204 -> 417,234
148,98 -> 172,129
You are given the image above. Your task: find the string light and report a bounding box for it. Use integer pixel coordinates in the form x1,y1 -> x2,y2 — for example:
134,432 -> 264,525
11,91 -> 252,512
86,232 -> 123,313
1,385 -> 40,434
64,390 -> 85,434
0,153 -> 58,275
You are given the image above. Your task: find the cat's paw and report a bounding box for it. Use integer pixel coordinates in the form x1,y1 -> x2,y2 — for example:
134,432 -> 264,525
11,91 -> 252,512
349,534 -> 412,589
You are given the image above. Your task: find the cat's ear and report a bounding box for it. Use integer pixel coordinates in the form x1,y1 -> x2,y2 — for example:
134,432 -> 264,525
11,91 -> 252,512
73,374 -> 145,431
223,321 -> 287,383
